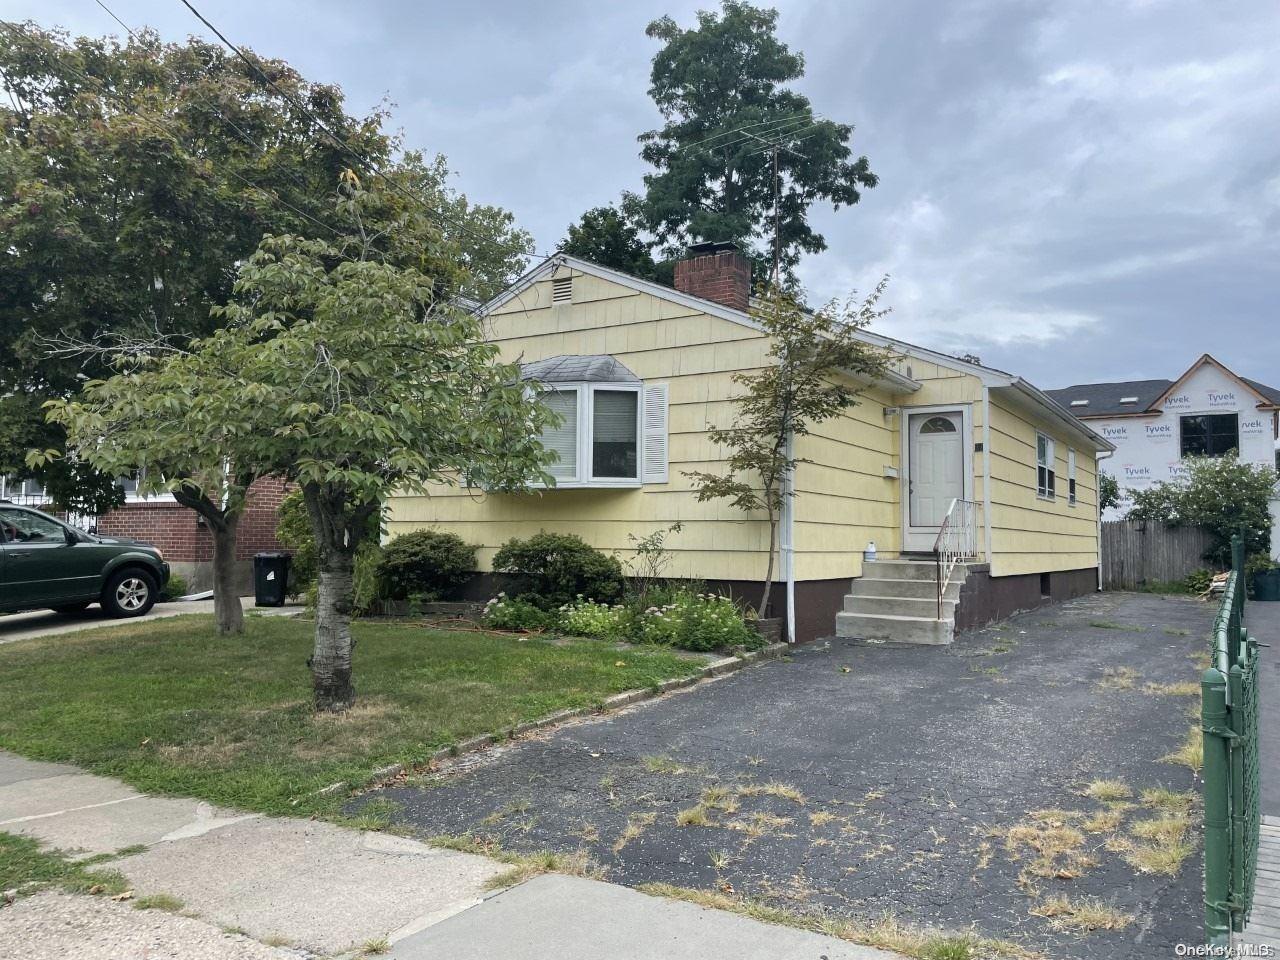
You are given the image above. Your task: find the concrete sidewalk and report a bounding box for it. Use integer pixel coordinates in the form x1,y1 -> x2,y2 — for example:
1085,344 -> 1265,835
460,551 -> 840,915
390,873 -> 890,960
0,751 -> 501,956
0,751 -> 901,959
0,598 -> 300,645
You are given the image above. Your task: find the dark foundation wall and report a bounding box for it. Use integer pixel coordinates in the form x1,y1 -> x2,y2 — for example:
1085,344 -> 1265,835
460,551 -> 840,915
955,564 -> 1099,631
457,572 -> 851,644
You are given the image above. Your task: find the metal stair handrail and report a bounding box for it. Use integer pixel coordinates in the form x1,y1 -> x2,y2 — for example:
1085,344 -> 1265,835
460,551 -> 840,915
933,498 -> 982,619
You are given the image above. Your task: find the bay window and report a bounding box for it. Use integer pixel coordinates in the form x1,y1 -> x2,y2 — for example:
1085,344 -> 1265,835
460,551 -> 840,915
537,383 -> 644,486
523,354 -> 668,489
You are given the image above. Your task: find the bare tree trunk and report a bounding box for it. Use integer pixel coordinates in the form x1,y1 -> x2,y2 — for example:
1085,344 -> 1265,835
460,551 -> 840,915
210,513 -> 243,635
758,506 -> 778,618
173,488 -> 244,636
311,547 -> 356,712
303,482 -> 374,713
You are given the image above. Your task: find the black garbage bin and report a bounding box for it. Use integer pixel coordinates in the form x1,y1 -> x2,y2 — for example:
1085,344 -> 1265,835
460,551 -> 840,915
1252,568 -> 1280,602
254,552 -> 291,607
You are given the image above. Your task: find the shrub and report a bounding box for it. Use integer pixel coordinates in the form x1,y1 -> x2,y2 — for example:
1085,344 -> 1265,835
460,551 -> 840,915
636,589 -> 761,652
275,491 -> 317,591
159,572 -> 189,602
1127,455 -> 1276,564
353,541 -> 387,615
378,530 -> 476,602
1184,568 -> 1213,594
275,490 -> 383,601
559,597 -> 631,640
482,594 -> 557,632
492,533 -> 623,609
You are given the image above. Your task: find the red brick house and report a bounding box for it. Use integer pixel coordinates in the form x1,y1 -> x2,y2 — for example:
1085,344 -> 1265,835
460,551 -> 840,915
1,475 -> 289,594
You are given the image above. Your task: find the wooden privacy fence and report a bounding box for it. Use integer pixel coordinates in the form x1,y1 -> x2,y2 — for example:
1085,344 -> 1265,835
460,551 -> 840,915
1101,519 -> 1217,589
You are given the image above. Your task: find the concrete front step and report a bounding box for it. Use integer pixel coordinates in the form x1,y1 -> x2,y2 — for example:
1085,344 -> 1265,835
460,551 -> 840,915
835,612 -> 954,645
843,594 -> 957,618
846,577 -> 962,601
858,560 -> 941,582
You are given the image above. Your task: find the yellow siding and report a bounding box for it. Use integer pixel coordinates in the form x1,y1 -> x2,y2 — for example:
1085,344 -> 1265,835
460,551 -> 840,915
388,266 -> 778,583
987,396 -> 1100,576
387,260 -> 1102,589
792,384 -> 899,581
793,358 -> 987,580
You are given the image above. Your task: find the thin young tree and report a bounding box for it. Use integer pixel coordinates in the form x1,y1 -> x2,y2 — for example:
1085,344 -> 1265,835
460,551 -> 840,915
213,180 -> 555,710
685,282 -> 891,619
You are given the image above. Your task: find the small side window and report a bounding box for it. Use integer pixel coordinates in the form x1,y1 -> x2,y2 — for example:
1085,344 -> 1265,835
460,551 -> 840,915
1036,433 -> 1056,500
1067,449 -> 1077,506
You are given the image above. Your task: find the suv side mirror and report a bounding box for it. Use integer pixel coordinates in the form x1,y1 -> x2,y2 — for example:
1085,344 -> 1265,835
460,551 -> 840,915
64,527 -> 80,545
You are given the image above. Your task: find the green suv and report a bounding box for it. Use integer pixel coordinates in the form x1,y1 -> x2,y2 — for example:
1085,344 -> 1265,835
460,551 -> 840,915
0,502 -> 170,618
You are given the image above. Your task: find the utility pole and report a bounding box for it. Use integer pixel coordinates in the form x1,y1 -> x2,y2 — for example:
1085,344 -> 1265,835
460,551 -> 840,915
742,129 -> 807,288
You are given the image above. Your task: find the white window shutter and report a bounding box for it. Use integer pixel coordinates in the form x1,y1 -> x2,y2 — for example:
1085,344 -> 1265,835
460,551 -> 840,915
642,383 -> 669,483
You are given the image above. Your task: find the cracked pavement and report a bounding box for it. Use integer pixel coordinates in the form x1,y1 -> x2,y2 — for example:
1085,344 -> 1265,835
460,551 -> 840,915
355,592 -> 1212,958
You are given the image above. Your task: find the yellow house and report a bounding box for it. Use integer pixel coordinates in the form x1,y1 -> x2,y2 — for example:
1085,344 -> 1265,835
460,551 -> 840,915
387,243 -> 1114,643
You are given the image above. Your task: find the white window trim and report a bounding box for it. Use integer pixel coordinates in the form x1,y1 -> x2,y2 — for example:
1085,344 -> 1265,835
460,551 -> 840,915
1036,432 -> 1056,501
1067,448 -> 1077,506
537,382 -> 644,489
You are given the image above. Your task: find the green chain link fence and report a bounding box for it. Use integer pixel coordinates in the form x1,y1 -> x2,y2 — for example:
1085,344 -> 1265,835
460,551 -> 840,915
1202,533 -> 1262,946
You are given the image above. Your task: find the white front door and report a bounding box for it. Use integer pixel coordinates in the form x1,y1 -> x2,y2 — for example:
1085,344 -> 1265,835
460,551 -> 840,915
904,410 -> 964,551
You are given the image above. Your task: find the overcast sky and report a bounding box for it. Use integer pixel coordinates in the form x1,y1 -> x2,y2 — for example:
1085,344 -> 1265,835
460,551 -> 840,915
11,0 -> 1280,389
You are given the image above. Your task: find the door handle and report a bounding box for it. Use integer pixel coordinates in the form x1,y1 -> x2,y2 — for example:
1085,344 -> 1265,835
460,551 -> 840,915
8,551 -> 31,559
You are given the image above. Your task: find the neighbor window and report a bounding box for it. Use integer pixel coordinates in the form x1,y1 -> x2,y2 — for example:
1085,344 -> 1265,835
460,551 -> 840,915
1180,413 -> 1239,458
1036,432 -> 1056,499
1067,449 -> 1077,506
536,384 -> 642,485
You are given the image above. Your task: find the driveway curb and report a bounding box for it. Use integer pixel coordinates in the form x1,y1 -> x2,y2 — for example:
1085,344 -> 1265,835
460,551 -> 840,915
324,642 -> 789,798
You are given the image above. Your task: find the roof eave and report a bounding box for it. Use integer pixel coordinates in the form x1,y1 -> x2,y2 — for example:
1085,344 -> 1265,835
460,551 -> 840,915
999,378 -> 1116,452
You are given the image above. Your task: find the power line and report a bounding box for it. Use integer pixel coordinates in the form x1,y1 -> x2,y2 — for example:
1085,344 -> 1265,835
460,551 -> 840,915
673,112 -> 815,154
0,19 -> 339,239
89,0 -> 341,234
174,0 -> 555,263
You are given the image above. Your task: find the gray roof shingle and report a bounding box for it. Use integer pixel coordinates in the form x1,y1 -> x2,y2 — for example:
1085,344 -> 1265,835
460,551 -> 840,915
519,355 -> 640,384
1043,379 -> 1173,417
1046,374 -> 1280,417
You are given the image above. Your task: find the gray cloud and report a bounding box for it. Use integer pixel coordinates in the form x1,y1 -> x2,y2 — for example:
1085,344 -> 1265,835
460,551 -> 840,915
11,0 -> 1279,388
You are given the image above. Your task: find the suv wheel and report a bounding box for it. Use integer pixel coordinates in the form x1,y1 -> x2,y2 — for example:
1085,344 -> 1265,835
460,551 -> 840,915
102,568 -> 158,618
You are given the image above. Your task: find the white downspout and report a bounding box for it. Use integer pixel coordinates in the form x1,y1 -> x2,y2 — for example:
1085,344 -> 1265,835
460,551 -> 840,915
981,387 -> 993,565
782,430 -> 796,644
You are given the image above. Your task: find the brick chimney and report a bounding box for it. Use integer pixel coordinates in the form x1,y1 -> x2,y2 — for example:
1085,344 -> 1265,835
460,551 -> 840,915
673,241 -> 750,312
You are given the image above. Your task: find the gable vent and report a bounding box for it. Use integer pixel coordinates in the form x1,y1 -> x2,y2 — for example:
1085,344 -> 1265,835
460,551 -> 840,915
552,276 -> 573,305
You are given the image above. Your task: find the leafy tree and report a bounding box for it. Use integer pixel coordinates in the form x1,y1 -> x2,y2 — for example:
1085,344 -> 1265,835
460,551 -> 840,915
0,24 -> 530,507
561,200 -> 662,281
213,183 -> 554,710
1127,455 -> 1276,564
36,336 -> 265,635
1099,472 -> 1121,512
685,282 -> 891,619
638,2 -> 876,283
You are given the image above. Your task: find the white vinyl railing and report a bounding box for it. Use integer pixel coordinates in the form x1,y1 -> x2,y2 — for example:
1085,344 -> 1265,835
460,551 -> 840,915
933,498 -> 983,619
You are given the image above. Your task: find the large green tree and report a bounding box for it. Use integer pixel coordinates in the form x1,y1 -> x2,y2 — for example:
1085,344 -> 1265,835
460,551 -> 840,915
0,24 -> 530,508
561,198 -> 663,282
638,2 -> 876,283
209,182 -> 554,711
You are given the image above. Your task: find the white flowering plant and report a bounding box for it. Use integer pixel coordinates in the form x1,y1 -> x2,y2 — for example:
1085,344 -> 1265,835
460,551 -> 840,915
559,597 -> 631,640
481,593 -> 556,632
635,590 -> 761,652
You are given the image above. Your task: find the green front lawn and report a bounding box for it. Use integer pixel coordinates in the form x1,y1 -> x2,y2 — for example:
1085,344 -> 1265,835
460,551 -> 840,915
0,616 -> 702,817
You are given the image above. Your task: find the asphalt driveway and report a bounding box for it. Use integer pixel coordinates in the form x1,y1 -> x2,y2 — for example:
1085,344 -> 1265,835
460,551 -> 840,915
356,592 -> 1216,959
